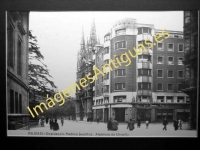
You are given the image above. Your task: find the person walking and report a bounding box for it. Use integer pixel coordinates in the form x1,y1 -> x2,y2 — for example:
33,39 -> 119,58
146,118 -> 149,129
97,116 -> 99,124
53,119 -> 59,131
163,117 -> 168,131
49,118 -> 53,130
107,118 -> 112,131
112,118 -> 119,131
61,116 -> 64,126
173,119 -> 178,131
178,119 -> 183,130
127,119 -> 135,131
137,117 -> 141,128
46,116 -> 49,124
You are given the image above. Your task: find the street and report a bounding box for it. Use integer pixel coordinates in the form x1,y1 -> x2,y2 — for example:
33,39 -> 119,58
29,120 -> 197,137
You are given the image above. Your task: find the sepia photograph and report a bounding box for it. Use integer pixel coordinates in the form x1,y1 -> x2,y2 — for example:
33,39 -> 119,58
6,11 -> 198,137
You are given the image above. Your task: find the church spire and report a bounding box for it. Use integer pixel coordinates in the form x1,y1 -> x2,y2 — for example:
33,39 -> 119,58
81,26 -> 85,46
90,18 -> 97,47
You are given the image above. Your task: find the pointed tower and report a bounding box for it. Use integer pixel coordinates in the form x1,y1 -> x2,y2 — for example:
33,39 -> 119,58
90,18 -> 97,47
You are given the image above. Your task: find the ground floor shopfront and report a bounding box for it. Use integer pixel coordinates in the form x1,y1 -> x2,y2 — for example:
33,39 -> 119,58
92,103 -> 190,122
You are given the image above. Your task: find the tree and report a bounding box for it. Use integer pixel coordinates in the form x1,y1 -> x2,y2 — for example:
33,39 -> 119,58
28,30 -> 57,99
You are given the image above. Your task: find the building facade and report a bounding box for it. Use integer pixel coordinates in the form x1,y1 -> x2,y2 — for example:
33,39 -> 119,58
7,12 -> 30,129
92,18 -> 189,122
182,11 -> 198,130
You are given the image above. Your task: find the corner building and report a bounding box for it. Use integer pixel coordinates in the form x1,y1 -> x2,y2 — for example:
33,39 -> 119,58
92,18 -> 189,122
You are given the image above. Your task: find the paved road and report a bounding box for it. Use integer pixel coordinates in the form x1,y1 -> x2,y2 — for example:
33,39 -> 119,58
29,120 -> 197,137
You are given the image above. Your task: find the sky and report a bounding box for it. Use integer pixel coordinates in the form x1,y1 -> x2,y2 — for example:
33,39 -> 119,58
29,11 -> 183,96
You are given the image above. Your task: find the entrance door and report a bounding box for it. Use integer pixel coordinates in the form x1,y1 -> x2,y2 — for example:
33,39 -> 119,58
115,108 -> 125,122
138,109 -> 151,121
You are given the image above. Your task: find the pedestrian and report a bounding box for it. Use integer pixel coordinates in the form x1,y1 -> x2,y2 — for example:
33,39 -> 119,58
53,119 -> 59,131
137,117 -> 141,128
61,116 -> 64,126
46,116 -> 49,124
163,117 -> 168,131
49,118 -> 53,130
178,119 -> 183,130
146,118 -> 149,129
173,119 -> 178,131
127,119 -> 135,131
41,116 -> 45,127
97,116 -> 99,124
107,118 -> 112,131
112,118 -> 119,131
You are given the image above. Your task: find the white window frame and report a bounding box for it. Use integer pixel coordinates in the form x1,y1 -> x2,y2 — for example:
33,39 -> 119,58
157,42 -> 164,51
115,40 -> 127,50
177,70 -> 184,79
157,69 -> 163,78
178,44 -> 184,52
115,69 -> 126,77
167,70 -> 174,78
167,83 -> 174,92
157,56 -> 164,64
167,43 -> 174,51
157,83 -> 163,91
178,57 -> 184,65
168,56 -> 174,65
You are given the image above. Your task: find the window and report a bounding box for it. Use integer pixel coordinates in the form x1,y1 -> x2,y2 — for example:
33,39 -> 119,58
104,85 -> 109,93
157,56 -> 164,64
168,70 -> 174,78
157,96 -> 164,103
97,79 -> 99,84
115,83 -> 125,90
166,96 -> 173,103
178,84 -> 183,92
15,92 -> 18,113
97,56 -> 99,63
116,29 -> 126,36
157,43 -> 163,51
114,96 -> 126,102
101,76 -> 103,82
115,69 -> 126,77
101,53 -> 104,60
138,27 -> 151,34
138,83 -> 151,90
167,84 -> 173,91
178,44 -> 184,52
104,59 -> 109,64
184,11 -> 190,24
177,97 -> 184,103
185,67 -> 190,79
168,44 -> 174,51
138,69 -> 151,76
104,47 -> 109,54
157,83 -> 163,91
115,41 -> 126,49
7,23 -> 14,68
168,57 -> 174,65
178,57 -> 183,65
104,72 -> 109,79
104,34 -> 110,42
17,39 -> 22,75
157,70 -> 163,78
102,88 -> 103,95
104,97 -> 109,103
10,90 -> 14,113
178,70 -> 184,78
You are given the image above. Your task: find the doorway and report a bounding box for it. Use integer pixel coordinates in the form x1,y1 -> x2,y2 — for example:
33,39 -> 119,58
115,108 -> 125,122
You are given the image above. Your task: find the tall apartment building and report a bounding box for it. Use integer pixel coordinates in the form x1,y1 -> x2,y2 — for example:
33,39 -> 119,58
182,11 -> 198,130
7,12 -> 30,129
92,18 -> 189,122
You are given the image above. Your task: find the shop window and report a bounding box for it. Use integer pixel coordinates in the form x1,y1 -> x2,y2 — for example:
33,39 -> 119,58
157,96 -> 164,103
166,96 -> 173,103
177,97 -> 184,103
114,96 -> 126,103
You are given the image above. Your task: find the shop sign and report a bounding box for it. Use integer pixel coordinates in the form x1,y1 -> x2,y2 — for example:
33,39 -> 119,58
176,109 -> 190,112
